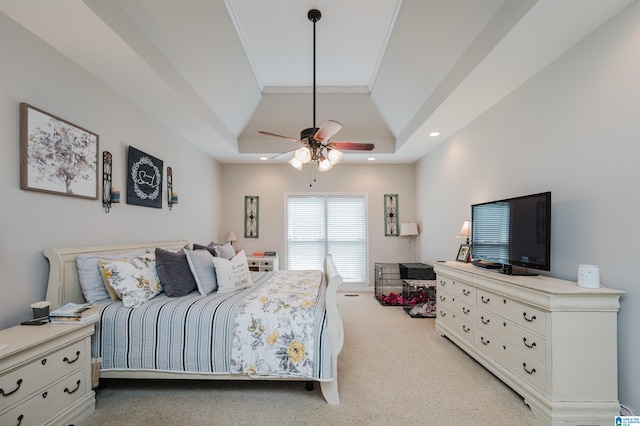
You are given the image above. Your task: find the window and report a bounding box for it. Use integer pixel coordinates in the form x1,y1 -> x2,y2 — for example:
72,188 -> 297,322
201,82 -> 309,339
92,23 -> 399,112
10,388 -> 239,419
287,193 -> 367,282
472,202 -> 510,262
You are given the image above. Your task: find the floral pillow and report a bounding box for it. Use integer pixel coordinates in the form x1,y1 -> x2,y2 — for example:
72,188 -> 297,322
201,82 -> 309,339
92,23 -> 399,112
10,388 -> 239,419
211,250 -> 253,293
98,255 -> 162,308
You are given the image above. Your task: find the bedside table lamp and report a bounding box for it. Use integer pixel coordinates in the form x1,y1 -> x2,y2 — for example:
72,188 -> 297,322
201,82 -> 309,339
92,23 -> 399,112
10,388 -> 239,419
456,220 -> 471,244
225,231 -> 237,246
400,222 -> 419,262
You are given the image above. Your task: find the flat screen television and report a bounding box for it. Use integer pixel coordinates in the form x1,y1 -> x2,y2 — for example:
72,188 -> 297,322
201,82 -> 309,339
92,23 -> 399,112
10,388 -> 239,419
470,192 -> 551,274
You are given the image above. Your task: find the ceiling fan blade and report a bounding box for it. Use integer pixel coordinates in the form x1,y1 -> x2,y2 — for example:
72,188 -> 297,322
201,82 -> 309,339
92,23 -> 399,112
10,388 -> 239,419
270,148 -> 297,160
329,142 -> 375,151
313,120 -> 343,142
258,130 -> 302,143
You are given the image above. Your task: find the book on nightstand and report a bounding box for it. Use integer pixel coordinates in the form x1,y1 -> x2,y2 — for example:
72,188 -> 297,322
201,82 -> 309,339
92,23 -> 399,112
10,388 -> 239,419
49,302 -> 99,323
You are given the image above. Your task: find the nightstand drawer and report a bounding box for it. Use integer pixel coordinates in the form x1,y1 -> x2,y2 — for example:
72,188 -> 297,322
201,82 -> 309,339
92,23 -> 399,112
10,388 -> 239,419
0,339 -> 85,411
0,369 -> 86,426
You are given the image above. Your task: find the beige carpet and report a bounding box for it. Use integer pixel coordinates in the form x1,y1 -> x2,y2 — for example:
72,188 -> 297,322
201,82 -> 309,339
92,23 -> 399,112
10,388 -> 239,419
80,293 -> 543,426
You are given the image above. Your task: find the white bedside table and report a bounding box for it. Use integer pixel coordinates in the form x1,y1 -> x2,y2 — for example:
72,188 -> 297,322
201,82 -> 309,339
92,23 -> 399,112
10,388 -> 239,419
0,322 -> 95,425
246,256 -> 280,272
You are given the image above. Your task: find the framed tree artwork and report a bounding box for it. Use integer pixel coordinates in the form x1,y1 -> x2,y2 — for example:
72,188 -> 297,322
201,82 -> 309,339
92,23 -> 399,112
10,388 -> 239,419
20,103 -> 98,199
384,194 -> 399,236
245,196 -> 259,238
127,146 -> 163,208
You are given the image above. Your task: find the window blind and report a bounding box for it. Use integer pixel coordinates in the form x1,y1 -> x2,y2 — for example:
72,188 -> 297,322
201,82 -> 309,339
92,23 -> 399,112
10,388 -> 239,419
472,202 -> 510,261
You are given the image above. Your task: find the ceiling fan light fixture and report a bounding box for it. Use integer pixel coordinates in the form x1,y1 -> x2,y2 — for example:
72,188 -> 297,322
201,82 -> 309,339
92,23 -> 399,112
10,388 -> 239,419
318,158 -> 333,172
289,156 -> 303,170
295,146 -> 312,164
327,148 -> 343,165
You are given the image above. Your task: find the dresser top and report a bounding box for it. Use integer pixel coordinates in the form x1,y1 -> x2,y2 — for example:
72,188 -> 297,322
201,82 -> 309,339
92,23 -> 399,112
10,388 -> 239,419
0,322 -> 94,360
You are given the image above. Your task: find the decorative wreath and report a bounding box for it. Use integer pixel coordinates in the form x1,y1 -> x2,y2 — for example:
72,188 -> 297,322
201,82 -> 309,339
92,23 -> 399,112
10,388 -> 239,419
130,156 -> 160,200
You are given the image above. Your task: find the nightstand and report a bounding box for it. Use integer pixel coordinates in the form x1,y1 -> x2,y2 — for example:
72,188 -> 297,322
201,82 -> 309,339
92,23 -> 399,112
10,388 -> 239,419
0,322 -> 95,425
246,256 -> 280,272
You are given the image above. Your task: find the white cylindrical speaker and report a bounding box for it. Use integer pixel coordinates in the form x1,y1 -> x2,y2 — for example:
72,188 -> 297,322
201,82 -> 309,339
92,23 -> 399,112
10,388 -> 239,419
578,264 -> 600,288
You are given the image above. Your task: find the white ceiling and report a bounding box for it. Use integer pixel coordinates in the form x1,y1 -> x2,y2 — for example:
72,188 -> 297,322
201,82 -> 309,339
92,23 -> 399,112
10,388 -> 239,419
0,0 -> 635,164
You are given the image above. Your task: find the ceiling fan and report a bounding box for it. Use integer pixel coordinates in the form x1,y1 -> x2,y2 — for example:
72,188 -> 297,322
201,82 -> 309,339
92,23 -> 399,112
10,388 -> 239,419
258,9 -> 375,172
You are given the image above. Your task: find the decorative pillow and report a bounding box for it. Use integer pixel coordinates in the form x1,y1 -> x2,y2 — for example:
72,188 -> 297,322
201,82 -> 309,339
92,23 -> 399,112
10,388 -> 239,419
97,259 -> 122,300
77,249 -> 150,303
211,250 -> 253,293
98,256 -> 162,308
193,243 -> 218,257
184,249 -> 218,295
155,248 -> 197,297
215,242 -> 236,260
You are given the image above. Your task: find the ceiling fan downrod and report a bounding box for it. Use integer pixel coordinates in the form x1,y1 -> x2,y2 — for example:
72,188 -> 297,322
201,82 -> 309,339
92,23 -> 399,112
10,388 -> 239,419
308,9 -> 320,131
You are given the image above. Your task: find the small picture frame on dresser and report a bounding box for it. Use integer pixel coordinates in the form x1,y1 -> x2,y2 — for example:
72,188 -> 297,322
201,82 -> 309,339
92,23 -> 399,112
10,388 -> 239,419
456,244 -> 470,262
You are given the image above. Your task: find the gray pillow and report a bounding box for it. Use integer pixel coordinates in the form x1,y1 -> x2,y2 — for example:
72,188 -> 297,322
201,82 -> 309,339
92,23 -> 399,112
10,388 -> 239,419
77,249 -> 149,303
184,249 -> 218,295
216,242 -> 236,260
155,248 -> 197,297
193,243 -> 218,257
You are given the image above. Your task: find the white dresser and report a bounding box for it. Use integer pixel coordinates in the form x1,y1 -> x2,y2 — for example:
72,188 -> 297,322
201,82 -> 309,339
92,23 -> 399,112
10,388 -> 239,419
0,322 -> 95,425
434,261 -> 623,426
246,256 -> 279,272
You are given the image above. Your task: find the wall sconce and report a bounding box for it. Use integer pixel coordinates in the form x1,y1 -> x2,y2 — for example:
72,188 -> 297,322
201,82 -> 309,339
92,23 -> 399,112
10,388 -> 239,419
102,151 -> 120,213
167,167 -> 178,210
225,231 -> 237,246
456,220 -> 471,244
400,222 -> 420,262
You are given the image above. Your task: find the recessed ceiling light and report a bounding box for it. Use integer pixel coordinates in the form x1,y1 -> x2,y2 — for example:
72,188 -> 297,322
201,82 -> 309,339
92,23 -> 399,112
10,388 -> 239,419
368,157 -> 376,161
259,156 -> 268,161
429,131 -> 440,137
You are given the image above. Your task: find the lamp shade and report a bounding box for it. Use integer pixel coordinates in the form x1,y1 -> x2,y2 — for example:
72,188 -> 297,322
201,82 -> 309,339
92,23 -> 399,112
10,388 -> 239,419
288,156 -> 303,170
456,220 -> 471,239
400,222 -> 419,236
225,231 -> 237,243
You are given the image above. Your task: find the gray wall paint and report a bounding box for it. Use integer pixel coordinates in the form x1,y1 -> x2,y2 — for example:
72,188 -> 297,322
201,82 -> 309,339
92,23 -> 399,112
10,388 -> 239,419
220,163 -> 416,285
416,3 -> 640,412
0,13 -> 222,329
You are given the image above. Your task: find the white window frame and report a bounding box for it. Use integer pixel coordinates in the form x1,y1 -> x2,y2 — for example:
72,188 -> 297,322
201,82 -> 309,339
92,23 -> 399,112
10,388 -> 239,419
284,192 -> 369,283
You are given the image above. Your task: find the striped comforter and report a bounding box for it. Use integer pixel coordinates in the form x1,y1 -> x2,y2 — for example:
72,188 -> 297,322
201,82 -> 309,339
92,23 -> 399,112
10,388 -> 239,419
92,271 -> 332,381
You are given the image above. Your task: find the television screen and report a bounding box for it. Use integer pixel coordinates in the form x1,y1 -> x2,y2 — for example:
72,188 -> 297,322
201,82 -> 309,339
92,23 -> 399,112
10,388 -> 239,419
471,192 -> 551,272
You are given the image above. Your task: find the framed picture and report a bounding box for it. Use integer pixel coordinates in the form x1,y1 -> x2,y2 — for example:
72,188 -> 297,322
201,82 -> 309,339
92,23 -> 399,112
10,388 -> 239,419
245,196 -> 259,238
20,103 -> 98,199
456,244 -> 471,263
127,146 -> 163,208
384,194 -> 399,236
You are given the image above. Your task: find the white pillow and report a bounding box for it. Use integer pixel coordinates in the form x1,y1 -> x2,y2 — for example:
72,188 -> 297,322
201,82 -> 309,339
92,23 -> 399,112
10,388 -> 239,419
215,242 -> 236,259
184,249 -> 218,295
211,250 -> 253,293
98,256 -> 162,308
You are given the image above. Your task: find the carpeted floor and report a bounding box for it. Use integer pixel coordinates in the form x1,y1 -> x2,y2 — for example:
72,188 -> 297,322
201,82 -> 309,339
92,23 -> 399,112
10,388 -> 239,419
80,293 -> 543,425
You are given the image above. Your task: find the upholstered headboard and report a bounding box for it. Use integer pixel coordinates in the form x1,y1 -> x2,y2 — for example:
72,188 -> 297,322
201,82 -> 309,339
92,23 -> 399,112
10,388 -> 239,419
43,240 -> 189,309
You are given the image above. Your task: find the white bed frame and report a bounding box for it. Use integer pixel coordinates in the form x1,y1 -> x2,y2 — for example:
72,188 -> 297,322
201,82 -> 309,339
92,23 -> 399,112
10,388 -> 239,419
43,240 -> 344,404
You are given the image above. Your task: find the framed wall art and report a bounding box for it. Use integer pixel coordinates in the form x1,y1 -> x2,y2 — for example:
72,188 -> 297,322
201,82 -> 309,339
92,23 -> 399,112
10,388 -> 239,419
245,196 -> 259,238
384,194 -> 399,236
20,103 -> 99,199
127,146 -> 163,208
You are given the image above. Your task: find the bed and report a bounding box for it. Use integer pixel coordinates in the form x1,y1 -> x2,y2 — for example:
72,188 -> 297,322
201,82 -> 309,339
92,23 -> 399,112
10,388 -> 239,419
43,240 -> 344,405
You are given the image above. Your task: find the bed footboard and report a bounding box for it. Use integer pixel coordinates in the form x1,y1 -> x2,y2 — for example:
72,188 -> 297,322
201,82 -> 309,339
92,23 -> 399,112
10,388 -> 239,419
321,254 -> 344,405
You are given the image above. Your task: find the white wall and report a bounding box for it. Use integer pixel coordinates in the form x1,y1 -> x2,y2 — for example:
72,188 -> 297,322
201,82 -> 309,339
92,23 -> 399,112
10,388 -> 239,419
0,13 -> 223,329
416,3 -> 640,412
221,163 -> 416,286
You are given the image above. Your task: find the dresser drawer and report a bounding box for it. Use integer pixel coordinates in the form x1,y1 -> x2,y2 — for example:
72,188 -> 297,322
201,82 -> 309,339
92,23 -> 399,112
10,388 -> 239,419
476,308 -> 546,363
476,289 -> 546,336
475,329 -> 546,391
0,369 -> 86,426
0,339 -> 86,411
449,296 -> 475,323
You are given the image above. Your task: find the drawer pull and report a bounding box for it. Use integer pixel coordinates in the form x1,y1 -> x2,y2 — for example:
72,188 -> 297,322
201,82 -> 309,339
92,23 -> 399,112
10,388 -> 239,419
480,336 -> 490,345
462,289 -> 470,296
480,296 -> 490,304
523,338 -> 537,349
522,363 -> 536,375
63,351 -> 81,364
17,414 -> 24,426
41,358 -> 47,366
439,311 -> 446,317
439,295 -> 446,302
481,316 -> 490,325
42,391 -> 48,399
1,378 -> 23,397
64,380 -> 81,395
439,280 -> 446,287
462,307 -> 470,315
462,325 -> 470,333
523,312 -> 537,322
